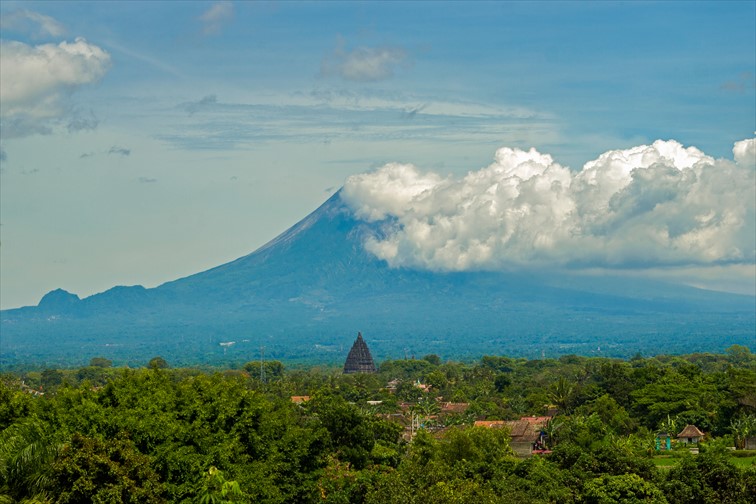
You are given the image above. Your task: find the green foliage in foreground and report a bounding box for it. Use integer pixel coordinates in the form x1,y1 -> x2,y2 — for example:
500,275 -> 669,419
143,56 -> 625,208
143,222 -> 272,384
1,347 -> 755,503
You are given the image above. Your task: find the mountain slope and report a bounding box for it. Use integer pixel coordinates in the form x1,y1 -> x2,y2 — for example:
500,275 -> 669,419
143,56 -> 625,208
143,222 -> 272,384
2,191 -> 754,367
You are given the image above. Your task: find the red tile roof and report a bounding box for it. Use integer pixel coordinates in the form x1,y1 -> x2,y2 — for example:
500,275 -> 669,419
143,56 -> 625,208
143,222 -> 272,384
440,402 -> 469,413
474,420 -> 506,428
474,416 -> 550,443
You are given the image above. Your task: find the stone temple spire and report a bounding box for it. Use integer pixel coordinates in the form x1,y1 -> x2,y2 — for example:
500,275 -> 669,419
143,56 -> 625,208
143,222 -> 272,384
343,332 -> 377,374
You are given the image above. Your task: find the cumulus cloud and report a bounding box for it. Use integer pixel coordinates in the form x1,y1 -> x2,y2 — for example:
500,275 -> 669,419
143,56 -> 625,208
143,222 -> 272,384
342,137 -> 756,272
199,1 -> 234,36
0,9 -> 66,38
0,37 -> 111,138
322,39 -> 409,82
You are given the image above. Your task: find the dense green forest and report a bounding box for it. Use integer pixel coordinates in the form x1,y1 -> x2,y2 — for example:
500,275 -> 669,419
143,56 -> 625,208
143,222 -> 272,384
2,347 -> 755,503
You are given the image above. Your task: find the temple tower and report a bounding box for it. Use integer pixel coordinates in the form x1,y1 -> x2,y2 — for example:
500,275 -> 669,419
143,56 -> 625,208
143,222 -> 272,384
343,332 -> 377,374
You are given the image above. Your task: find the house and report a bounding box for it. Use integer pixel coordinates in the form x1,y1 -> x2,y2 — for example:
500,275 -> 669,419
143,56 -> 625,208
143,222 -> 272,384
677,424 -> 705,444
475,416 -> 551,456
385,379 -> 400,393
290,396 -> 311,404
439,402 -> 469,414
414,380 -> 431,393
508,416 -> 551,456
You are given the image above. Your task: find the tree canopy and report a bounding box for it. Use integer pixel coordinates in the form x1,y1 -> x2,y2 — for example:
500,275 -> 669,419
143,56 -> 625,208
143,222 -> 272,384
1,347 -> 754,503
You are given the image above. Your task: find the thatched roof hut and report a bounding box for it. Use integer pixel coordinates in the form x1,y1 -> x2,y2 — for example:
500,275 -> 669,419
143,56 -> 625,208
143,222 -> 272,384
677,424 -> 705,443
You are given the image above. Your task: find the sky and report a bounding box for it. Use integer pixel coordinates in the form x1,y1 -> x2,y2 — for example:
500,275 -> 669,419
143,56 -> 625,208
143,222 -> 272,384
1,1 -> 755,309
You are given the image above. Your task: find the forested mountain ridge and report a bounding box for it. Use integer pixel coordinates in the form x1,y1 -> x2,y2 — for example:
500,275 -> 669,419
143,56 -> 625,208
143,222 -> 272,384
2,191 -> 754,368
1,348 -> 755,503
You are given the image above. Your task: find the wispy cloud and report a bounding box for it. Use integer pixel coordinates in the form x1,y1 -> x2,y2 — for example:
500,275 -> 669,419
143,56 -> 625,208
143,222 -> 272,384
103,38 -> 182,78
108,146 -> 131,156
0,116 -> 52,139
402,103 -> 428,120
183,94 -> 218,115
67,110 -> 99,133
0,9 -> 66,38
157,92 -> 551,151
199,1 -> 235,36
322,38 -> 410,82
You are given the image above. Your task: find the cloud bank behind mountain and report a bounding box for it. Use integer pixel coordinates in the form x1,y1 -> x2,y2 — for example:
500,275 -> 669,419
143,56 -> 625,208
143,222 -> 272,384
342,137 -> 756,275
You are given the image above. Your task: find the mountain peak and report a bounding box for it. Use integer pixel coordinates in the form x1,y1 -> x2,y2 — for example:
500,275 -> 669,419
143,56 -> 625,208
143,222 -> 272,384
2,191 -> 754,367
38,288 -> 81,310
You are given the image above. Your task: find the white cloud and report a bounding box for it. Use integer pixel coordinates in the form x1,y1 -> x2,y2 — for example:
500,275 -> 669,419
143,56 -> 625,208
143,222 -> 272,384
0,37 -> 111,138
342,162 -> 443,221
322,39 -> 409,82
342,137 -> 756,272
0,9 -> 66,38
733,136 -> 756,168
199,1 -> 234,36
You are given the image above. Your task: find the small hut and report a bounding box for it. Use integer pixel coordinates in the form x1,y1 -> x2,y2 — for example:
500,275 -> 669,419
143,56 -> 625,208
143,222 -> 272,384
343,332 -> 377,374
677,424 -> 705,444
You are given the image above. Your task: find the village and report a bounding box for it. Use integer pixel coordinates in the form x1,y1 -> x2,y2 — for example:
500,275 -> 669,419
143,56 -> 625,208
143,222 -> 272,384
288,333 -> 756,458
2,334 -> 755,502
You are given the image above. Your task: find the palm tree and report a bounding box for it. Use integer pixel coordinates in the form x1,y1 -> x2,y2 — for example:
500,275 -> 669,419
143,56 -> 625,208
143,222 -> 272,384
0,418 -> 61,502
547,377 -> 574,413
541,417 -> 563,449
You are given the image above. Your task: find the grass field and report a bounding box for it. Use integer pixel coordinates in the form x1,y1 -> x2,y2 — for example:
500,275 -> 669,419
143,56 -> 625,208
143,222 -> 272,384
652,454 -> 756,468
652,457 -> 677,467
730,456 -> 756,468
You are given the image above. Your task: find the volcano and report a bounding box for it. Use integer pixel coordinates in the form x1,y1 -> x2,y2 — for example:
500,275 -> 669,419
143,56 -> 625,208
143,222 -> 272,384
2,191 -> 754,367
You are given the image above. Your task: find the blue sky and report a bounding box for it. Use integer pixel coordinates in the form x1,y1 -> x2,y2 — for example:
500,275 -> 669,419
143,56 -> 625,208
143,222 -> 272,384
1,1 -> 754,309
